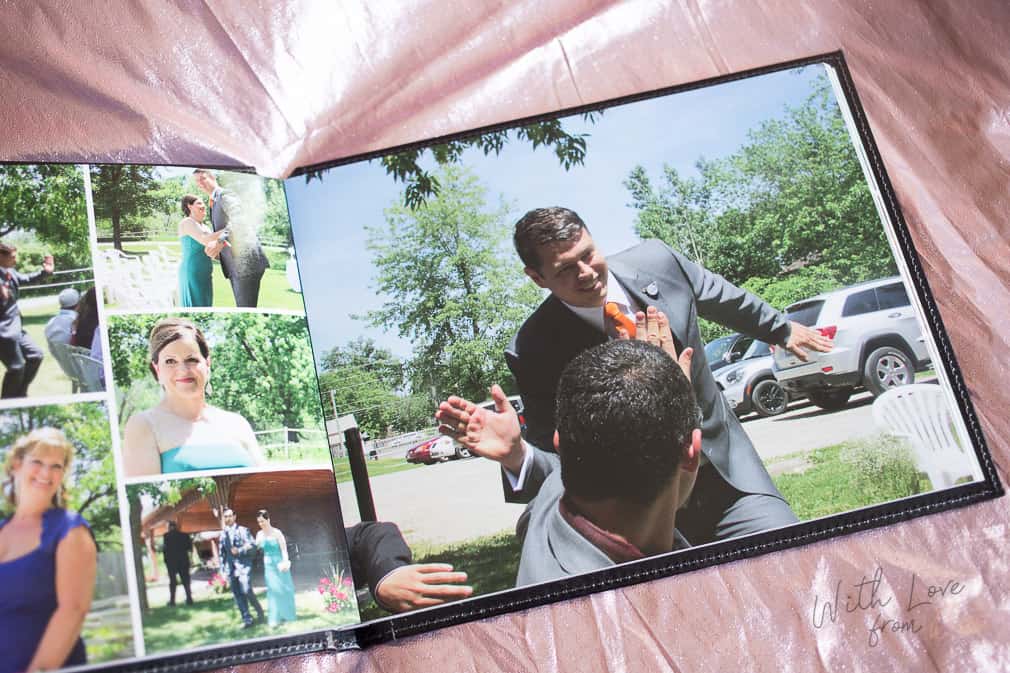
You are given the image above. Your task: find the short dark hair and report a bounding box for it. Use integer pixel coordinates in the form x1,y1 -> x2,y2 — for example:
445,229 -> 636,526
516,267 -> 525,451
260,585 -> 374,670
0,243 -> 16,255
513,207 -> 587,271
556,339 -> 697,505
181,194 -> 199,216
256,509 -> 270,520
192,168 -> 212,177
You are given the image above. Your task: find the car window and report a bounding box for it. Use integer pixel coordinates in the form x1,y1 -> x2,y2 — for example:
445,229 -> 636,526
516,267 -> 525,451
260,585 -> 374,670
841,288 -> 880,317
785,300 -> 824,326
875,282 -> 910,310
743,340 -> 771,359
704,334 -> 737,362
730,336 -> 754,359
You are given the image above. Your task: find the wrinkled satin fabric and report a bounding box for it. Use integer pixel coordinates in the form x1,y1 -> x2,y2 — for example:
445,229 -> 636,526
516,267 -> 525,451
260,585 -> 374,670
3,1 -> 1009,671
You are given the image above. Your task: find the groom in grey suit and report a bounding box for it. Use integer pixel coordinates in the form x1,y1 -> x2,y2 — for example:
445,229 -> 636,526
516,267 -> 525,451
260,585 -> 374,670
502,207 -> 833,545
193,169 -> 269,307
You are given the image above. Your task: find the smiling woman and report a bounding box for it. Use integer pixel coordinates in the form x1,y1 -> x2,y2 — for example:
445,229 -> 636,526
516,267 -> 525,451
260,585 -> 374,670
121,317 -> 264,478
0,428 -> 98,673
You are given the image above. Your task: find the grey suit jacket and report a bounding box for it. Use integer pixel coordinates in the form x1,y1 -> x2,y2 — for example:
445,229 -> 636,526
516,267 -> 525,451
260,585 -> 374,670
516,448 -> 688,587
506,239 -> 792,500
209,187 -> 269,281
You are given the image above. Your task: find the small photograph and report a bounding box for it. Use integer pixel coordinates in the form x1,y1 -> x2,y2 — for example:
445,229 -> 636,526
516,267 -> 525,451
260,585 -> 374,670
125,468 -> 357,654
90,165 -> 302,312
0,164 -> 102,400
0,401 -> 133,671
107,312 -> 327,479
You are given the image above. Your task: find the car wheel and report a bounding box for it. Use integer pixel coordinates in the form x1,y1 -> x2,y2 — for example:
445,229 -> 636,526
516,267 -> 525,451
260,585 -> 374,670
455,445 -> 471,459
863,346 -> 914,396
750,378 -> 789,417
807,388 -> 852,411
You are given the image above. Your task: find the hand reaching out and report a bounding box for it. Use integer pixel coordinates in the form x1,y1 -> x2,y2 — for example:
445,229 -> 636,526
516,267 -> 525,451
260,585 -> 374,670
42,254 -> 54,274
617,306 -> 694,381
374,563 -> 473,613
435,384 -> 525,474
784,321 -> 833,361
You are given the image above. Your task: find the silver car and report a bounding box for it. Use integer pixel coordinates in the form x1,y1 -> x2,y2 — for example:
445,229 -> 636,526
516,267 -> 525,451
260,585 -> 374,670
772,276 -> 931,410
715,340 -> 790,417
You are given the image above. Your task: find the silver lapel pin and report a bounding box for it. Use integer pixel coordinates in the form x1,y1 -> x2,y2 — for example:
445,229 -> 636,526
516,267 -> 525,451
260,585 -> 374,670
643,281 -> 659,298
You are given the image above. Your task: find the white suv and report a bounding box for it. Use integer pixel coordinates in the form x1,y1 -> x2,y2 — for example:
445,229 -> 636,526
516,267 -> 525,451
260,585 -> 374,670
772,277 -> 931,410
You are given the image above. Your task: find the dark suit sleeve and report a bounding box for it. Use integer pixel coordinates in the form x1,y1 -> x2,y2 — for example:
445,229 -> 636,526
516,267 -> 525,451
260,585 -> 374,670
13,268 -> 48,285
666,243 -> 792,345
346,522 -> 413,602
218,190 -> 241,235
505,346 -> 555,457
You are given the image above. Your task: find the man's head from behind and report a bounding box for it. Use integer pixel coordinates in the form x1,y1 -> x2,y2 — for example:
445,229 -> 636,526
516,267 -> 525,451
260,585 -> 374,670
192,168 -> 219,196
514,207 -> 608,308
555,339 -> 699,506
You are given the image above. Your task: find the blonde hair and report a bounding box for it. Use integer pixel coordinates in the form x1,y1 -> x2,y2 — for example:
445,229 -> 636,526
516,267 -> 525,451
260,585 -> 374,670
3,428 -> 75,508
148,317 -> 211,380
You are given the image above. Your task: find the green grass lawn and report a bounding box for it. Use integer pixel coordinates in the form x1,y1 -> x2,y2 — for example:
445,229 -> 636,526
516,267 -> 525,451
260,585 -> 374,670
20,297 -> 76,398
333,457 -> 424,484
770,434 -> 930,520
141,587 -> 357,655
99,242 -> 305,312
357,529 -> 521,622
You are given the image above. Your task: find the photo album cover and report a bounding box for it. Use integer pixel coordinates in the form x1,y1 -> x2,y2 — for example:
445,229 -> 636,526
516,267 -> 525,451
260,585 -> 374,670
0,53 -> 1000,672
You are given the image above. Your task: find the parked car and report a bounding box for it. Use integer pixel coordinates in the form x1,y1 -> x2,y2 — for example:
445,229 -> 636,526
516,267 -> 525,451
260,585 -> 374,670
451,395 -> 527,458
714,340 -> 791,417
772,277 -> 931,410
704,332 -> 754,373
405,435 -> 457,465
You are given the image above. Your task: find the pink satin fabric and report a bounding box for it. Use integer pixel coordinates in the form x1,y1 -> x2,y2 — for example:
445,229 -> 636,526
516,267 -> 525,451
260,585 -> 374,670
2,1 -> 1008,671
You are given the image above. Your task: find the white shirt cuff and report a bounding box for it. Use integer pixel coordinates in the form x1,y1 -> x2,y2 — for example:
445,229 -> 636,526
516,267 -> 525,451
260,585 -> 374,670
504,441 -> 533,492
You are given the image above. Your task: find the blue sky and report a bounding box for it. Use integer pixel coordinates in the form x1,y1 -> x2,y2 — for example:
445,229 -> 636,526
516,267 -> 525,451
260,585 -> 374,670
286,65 -> 832,364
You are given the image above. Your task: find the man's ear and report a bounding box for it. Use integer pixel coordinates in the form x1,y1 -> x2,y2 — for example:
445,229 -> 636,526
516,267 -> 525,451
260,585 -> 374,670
680,428 -> 701,472
524,266 -> 548,289
553,430 -> 562,456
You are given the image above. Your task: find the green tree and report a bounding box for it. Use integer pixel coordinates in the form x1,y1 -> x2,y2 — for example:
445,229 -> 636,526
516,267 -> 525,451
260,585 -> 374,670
363,165 -> 542,402
627,71 -> 895,288
307,116 -> 597,209
263,179 -> 293,246
90,164 -> 162,250
0,403 -> 118,548
0,164 -> 90,268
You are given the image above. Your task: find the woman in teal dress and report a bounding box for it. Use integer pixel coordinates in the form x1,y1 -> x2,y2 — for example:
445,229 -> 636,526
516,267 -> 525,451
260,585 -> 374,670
121,317 -> 265,477
177,195 -> 227,307
255,509 -> 297,627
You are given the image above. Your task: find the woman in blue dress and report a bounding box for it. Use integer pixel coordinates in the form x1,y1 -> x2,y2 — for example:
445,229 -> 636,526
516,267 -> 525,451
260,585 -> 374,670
0,428 -> 97,673
255,509 -> 297,627
121,317 -> 265,477
177,195 -> 227,307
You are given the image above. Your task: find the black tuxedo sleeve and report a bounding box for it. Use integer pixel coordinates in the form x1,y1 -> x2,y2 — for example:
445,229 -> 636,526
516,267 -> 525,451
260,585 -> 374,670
346,522 -> 413,601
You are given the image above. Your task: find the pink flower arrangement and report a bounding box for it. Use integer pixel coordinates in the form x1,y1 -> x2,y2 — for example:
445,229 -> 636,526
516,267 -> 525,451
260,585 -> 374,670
207,572 -> 229,595
318,572 -> 355,614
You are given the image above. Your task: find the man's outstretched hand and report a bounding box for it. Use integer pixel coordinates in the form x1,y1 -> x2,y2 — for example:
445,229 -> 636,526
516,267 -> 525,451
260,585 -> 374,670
784,321 -> 833,361
619,305 -> 694,381
436,384 -> 525,474
375,563 -> 473,613
42,254 -> 54,274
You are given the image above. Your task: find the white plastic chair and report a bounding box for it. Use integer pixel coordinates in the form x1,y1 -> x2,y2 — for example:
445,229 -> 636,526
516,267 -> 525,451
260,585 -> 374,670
47,340 -> 82,393
872,383 -> 983,489
71,353 -> 105,393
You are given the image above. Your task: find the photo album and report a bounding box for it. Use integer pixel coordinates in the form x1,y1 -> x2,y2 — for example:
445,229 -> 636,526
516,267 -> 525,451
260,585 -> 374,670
0,53 -> 1000,672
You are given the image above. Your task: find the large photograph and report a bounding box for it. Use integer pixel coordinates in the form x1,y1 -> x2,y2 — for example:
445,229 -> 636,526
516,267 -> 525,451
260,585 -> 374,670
288,62 -> 984,618
90,166 -> 303,312
0,401 -> 132,670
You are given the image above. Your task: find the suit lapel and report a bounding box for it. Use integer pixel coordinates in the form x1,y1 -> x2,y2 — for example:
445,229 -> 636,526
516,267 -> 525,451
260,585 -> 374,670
608,259 -> 689,351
